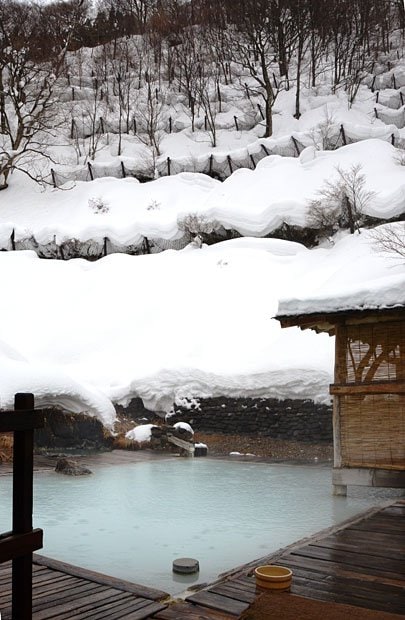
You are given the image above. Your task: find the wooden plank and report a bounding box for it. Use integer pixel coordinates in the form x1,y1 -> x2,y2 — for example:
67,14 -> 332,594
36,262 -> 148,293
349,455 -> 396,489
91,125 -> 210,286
0,529 -> 43,563
311,537 -> 405,560
186,590 -> 250,615
291,582 -> 405,614
154,601 -> 235,619
33,555 -> 168,600
0,580 -> 102,608
32,587 -> 128,620
290,544 -> 405,576
64,597 -> 159,620
280,564 -> 404,596
290,572 -> 405,606
279,553 -> 405,586
118,602 -> 167,619
33,583 -> 108,611
0,411 -> 44,432
330,382 -> 405,395
208,583 -> 256,603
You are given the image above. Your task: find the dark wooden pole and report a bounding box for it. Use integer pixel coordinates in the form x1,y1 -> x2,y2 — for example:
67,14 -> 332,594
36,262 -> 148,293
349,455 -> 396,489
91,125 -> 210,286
12,393 -> 35,620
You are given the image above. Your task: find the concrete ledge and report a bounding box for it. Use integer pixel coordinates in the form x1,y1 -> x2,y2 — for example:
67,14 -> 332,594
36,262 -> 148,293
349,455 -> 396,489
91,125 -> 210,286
333,467 -> 405,488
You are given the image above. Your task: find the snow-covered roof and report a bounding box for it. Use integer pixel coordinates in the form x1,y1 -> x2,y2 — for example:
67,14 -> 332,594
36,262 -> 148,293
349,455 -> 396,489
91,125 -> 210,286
276,225 -> 405,329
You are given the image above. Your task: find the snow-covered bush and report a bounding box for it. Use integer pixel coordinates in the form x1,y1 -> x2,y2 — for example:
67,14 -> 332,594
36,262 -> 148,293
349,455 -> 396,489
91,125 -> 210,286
177,213 -> 220,240
307,164 -> 375,238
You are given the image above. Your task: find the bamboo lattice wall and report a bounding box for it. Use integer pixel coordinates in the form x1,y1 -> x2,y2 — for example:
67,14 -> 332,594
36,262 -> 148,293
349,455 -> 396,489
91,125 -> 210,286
336,319 -> 405,470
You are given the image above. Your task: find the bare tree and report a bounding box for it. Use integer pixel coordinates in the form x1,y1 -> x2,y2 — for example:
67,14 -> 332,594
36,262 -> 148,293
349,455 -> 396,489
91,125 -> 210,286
0,0 -> 86,189
371,224 -> 405,260
308,164 -> 375,237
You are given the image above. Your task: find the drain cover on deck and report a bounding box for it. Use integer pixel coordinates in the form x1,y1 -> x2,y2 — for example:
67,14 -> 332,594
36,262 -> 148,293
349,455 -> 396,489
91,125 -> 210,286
173,557 -> 200,574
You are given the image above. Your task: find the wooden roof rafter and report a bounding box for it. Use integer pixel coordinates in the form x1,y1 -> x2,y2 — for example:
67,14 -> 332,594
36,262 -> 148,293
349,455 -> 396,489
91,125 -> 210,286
275,306 -> 405,333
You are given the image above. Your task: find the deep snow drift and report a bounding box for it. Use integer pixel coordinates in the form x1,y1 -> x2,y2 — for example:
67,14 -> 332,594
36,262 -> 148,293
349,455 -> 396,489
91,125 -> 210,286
0,224 -> 402,427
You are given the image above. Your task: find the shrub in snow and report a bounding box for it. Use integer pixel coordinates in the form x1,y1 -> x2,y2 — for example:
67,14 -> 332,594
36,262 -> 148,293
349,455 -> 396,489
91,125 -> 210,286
307,164 -> 375,238
177,213 -> 220,241
394,149 -> 405,166
88,196 -> 109,214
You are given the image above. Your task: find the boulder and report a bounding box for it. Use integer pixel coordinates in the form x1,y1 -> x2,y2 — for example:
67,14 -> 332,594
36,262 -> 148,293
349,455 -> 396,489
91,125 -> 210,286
55,457 -> 92,476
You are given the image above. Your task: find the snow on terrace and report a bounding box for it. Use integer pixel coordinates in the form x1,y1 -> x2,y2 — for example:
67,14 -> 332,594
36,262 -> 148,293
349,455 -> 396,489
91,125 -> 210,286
1,139 -> 405,250
277,225 -> 405,318
0,239 -> 334,425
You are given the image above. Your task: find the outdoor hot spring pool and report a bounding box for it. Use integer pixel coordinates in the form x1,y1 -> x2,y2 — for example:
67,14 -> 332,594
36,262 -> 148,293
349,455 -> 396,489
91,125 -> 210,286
0,458 -> 396,594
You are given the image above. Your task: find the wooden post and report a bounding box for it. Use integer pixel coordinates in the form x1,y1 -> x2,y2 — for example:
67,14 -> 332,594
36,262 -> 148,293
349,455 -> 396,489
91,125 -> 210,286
233,116 -> 239,131
167,157 -> 171,176
87,162 -> 94,181
10,228 -> 16,251
227,155 -> 233,174
10,393 -> 44,619
120,161 -> 126,178
209,154 -> 213,176
374,107 -> 379,119
103,237 -> 108,256
291,136 -> 301,156
340,124 -> 347,146
249,154 -> 256,168
391,133 -> 395,146
169,116 -> 172,133
332,325 -> 346,496
51,169 -> 57,189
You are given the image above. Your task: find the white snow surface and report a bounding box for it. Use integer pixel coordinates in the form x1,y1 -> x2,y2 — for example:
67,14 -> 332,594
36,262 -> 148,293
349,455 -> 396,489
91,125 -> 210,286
173,422 -> 194,435
1,140 -> 404,249
2,140 -> 405,426
0,239 -> 336,424
277,225 -> 405,316
125,424 -> 156,443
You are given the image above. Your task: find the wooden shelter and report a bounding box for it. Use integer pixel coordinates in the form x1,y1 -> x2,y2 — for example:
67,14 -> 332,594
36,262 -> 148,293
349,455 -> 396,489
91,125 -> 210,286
276,307 -> 405,495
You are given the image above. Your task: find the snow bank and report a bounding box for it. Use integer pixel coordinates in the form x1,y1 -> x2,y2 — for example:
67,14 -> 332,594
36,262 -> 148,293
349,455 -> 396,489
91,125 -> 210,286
277,224 -> 405,317
0,243 -> 334,417
125,424 -> 156,442
0,337 -> 116,428
2,140 -> 404,252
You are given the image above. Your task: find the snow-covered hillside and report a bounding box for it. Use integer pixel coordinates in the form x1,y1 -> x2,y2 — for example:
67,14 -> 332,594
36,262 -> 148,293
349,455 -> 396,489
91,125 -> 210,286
1,15 -> 405,428
2,140 -> 405,257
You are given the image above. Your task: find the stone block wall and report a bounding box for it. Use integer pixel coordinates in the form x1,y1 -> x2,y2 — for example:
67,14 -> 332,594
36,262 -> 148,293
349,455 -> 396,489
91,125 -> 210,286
169,397 -> 333,443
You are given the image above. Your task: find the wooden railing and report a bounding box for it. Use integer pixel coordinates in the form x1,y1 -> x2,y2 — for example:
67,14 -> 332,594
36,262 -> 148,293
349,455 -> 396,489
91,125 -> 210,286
0,393 -> 44,620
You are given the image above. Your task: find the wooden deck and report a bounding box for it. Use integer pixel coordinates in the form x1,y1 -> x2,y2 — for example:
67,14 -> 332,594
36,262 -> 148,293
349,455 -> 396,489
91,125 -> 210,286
0,556 -> 169,620
181,499 -> 405,618
0,500 -> 404,619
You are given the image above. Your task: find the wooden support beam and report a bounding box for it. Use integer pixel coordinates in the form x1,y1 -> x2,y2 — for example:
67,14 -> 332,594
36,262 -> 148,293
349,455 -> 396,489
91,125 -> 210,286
330,381 -> 405,395
0,529 -> 43,563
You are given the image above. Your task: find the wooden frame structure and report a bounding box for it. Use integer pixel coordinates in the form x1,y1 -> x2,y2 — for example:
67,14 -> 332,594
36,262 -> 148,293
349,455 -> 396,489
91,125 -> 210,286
0,393 -> 44,619
277,308 -> 405,495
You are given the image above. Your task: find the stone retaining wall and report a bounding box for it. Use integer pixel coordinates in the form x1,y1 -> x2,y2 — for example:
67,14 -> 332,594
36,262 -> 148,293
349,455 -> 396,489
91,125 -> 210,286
169,397 -> 333,443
